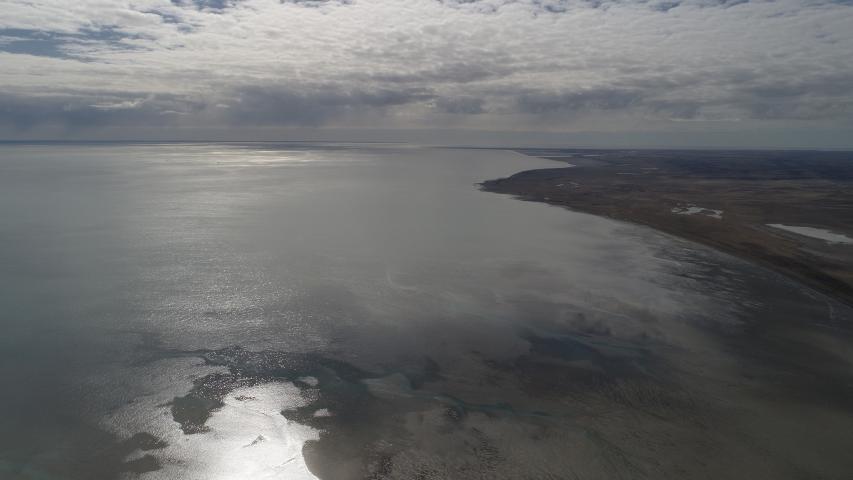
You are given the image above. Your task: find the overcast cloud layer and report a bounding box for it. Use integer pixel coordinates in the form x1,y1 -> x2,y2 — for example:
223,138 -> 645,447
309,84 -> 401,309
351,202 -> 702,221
1,0 -> 852,146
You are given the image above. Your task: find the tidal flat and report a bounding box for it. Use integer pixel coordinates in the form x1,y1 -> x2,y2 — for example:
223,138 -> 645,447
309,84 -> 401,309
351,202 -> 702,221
1,143 -> 852,479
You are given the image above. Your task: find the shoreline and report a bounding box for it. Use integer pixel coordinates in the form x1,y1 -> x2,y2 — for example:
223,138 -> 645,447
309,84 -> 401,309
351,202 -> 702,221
481,149 -> 853,307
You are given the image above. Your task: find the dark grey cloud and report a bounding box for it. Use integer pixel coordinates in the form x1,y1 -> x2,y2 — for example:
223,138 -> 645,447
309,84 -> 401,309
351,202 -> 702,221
178,0 -> 232,9
0,93 -> 204,131
176,0 -> 353,9
646,100 -> 704,120
514,88 -> 642,114
370,62 -> 509,85
434,96 -> 486,114
740,74 -> 853,100
0,85 -> 436,131
221,85 -> 435,126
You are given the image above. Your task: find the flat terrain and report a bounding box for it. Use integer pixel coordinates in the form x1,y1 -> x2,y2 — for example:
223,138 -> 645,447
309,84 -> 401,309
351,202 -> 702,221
482,149 -> 853,306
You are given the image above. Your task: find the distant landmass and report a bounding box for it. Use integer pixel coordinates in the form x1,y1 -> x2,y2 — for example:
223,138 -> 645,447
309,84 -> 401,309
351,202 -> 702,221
482,149 -> 853,306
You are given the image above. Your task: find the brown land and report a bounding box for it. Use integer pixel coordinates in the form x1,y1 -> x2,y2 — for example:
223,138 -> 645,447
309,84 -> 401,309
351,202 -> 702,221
482,149 -> 853,306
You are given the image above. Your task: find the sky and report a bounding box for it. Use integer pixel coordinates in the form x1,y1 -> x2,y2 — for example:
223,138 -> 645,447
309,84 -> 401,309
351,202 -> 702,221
1,0 -> 852,147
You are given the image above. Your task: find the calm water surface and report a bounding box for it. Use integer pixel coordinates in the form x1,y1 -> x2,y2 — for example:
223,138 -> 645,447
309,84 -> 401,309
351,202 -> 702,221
1,143 -> 852,479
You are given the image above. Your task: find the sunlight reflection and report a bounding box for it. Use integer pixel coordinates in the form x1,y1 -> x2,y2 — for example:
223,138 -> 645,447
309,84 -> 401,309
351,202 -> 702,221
141,383 -> 319,480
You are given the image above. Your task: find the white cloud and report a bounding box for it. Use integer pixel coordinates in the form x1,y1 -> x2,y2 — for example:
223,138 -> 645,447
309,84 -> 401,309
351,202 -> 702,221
0,0 -> 852,141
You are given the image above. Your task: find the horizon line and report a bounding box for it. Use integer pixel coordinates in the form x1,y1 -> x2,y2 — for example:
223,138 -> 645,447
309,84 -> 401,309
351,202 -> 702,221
1,139 -> 852,152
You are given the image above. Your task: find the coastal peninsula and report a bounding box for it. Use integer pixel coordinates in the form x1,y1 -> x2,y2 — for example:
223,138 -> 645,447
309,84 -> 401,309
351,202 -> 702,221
482,149 -> 853,306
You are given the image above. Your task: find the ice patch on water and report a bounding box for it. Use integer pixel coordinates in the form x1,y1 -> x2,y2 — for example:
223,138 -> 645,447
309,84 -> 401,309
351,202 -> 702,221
767,224 -> 853,244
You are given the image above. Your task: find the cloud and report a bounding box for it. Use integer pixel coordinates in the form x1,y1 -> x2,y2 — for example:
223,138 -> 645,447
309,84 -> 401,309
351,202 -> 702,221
220,84 -> 435,125
514,88 -> 642,114
0,92 -> 204,130
434,96 -> 486,114
0,0 -> 851,141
